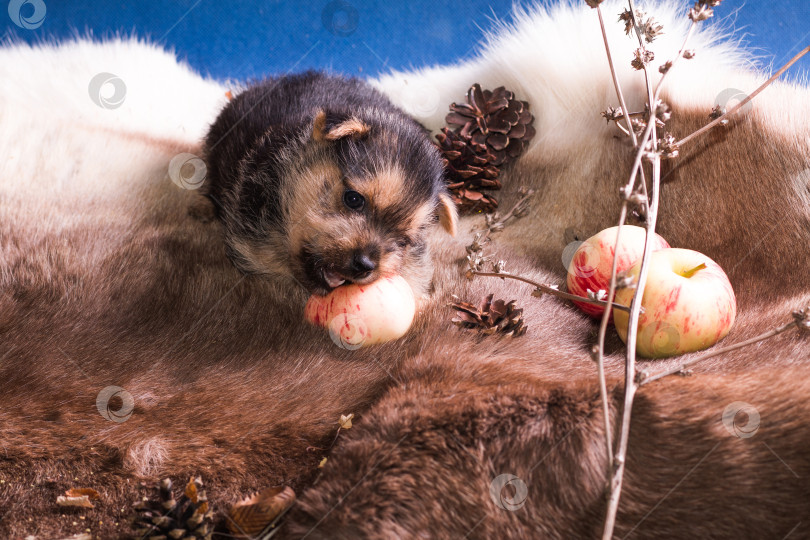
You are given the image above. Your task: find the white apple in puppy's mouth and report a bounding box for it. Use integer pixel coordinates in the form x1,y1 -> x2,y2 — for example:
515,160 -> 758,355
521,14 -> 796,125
305,275 -> 416,349
613,248 -> 736,359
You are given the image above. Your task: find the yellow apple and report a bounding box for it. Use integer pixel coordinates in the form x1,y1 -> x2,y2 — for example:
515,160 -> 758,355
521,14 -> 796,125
304,275 -> 416,349
566,225 -> 670,317
614,248 -> 736,358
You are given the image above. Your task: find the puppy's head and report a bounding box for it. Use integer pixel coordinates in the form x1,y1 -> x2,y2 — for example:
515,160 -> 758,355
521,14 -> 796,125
283,109 -> 457,295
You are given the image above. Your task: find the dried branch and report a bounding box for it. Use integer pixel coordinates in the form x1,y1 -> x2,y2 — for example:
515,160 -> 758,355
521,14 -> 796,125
473,188 -> 536,241
594,0 -> 661,482
470,271 -> 632,313
464,190 -> 535,279
593,0 -> 661,493
591,3 -> 808,539
654,20 -> 698,84
593,0 -> 652,474
601,1 -> 672,537
596,4 -> 639,148
638,308 -> 810,385
627,3 -> 656,104
602,109 -> 647,123
602,155 -> 662,540
677,45 -> 810,148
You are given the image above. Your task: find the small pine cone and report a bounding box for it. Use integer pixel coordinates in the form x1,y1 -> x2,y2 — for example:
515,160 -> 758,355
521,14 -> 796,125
450,293 -> 527,337
132,477 -> 214,540
445,84 -> 536,167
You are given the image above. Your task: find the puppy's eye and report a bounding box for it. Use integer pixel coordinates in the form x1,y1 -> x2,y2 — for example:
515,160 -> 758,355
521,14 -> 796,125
343,190 -> 365,210
396,238 -> 409,249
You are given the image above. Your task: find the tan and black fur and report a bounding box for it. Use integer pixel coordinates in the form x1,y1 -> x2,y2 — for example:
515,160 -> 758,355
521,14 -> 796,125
203,71 -> 457,297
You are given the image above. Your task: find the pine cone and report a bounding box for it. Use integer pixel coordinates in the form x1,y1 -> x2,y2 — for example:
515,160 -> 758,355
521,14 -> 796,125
435,83 -> 536,214
132,477 -> 214,540
450,293 -> 527,337
446,84 -> 536,167
435,127 -> 500,213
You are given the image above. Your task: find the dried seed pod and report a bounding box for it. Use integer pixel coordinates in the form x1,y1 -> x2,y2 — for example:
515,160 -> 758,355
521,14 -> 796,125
793,307 -> 810,334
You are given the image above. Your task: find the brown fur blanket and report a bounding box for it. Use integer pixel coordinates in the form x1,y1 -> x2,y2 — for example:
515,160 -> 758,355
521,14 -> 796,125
2,2 -> 810,538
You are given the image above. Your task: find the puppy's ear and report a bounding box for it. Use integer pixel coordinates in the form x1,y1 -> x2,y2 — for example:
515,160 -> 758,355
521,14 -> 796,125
311,110 -> 328,142
437,192 -> 458,236
324,117 -> 370,141
312,110 -> 370,142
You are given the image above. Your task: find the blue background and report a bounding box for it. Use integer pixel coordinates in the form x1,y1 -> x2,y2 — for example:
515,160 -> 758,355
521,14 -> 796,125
3,1 -> 809,82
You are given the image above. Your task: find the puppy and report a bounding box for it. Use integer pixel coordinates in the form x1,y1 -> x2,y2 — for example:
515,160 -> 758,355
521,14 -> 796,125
203,71 -> 458,296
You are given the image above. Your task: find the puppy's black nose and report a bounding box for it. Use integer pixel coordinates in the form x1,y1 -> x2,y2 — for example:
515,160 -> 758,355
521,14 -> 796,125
350,251 -> 377,278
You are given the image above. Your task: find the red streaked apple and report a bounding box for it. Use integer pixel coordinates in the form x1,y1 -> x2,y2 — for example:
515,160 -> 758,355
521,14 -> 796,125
566,225 -> 670,317
304,275 -> 416,349
613,248 -> 737,358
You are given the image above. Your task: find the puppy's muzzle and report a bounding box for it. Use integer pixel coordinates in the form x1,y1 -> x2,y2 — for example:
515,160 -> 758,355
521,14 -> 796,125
350,251 -> 377,280
321,247 -> 381,289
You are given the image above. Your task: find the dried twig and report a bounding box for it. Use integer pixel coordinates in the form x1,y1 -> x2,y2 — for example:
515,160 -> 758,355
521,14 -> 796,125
627,2 -> 656,119
598,2 -> 679,538
677,45 -> 810,148
592,3 -> 810,539
593,0 -> 639,473
464,189 -> 535,280
603,156 -> 661,540
473,188 -> 536,241
596,4 -> 639,148
639,308 -> 810,385
470,270 -> 632,313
